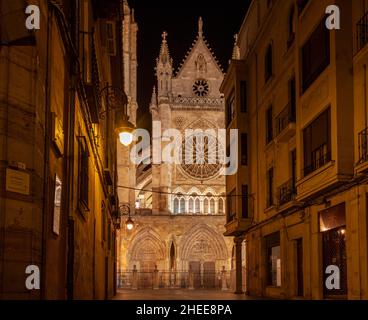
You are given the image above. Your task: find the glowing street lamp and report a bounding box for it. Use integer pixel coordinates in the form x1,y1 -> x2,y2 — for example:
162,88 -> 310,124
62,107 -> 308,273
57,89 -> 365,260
99,85 -> 135,147
125,216 -> 134,230
120,204 -> 134,231
115,115 -> 135,147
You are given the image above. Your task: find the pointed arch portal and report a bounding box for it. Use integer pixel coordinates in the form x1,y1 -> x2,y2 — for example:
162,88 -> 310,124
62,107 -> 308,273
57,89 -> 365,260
180,224 -> 228,261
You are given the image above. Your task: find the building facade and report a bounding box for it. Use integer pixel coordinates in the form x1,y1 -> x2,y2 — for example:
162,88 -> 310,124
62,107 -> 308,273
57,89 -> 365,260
222,0 -> 368,299
0,0 -> 135,299
119,19 -> 234,289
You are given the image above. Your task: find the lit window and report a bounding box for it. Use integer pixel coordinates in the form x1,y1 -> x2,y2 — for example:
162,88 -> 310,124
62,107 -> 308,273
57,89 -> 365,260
52,175 -> 62,236
265,232 -> 281,287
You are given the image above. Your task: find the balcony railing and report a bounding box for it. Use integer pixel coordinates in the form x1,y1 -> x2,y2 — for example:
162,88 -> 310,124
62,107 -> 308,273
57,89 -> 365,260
358,127 -> 368,164
357,11 -> 368,53
275,103 -> 296,137
277,179 -> 296,206
303,148 -> 332,177
171,96 -> 225,108
227,211 -> 236,224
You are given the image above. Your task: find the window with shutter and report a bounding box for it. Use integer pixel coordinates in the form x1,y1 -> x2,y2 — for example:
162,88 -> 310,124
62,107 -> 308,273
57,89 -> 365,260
303,108 -> 331,176
78,136 -> 89,210
106,21 -> 116,56
301,19 -> 330,92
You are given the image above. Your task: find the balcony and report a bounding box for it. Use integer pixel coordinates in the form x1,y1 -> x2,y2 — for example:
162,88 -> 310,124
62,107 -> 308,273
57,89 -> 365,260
303,148 -> 332,177
275,103 -> 296,142
357,11 -> 368,53
358,127 -> 368,164
277,179 -> 296,207
227,211 -> 236,224
224,211 -> 251,237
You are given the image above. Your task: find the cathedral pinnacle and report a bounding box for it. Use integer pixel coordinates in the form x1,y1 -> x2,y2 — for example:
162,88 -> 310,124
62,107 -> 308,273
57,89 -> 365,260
123,0 -> 130,16
158,31 -> 171,65
150,86 -> 157,107
198,17 -> 203,38
232,34 -> 240,60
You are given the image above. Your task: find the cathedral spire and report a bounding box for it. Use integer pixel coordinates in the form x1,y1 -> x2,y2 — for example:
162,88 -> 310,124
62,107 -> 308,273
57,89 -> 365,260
156,31 -> 173,97
158,31 -> 171,65
198,17 -> 203,38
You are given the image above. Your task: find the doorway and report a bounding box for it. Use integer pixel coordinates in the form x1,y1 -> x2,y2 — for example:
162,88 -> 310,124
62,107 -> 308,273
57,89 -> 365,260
203,262 -> 216,289
322,227 -> 347,297
189,261 -> 201,288
296,238 -> 304,297
139,261 -> 155,289
319,203 -> 347,298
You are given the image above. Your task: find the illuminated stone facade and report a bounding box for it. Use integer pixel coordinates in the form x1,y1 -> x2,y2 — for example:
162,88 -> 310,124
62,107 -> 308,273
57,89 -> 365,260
119,19 -> 233,285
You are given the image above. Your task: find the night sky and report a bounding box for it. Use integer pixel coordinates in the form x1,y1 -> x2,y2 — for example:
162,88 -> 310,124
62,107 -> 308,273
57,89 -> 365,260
128,0 -> 251,131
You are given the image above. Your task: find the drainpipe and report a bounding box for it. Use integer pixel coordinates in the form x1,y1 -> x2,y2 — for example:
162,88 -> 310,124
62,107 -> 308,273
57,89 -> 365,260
364,65 -> 367,129
40,2 -> 52,300
65,51 -> 77,302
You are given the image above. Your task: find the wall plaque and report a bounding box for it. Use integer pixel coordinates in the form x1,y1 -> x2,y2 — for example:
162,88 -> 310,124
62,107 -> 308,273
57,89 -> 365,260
6,168 -> 30,195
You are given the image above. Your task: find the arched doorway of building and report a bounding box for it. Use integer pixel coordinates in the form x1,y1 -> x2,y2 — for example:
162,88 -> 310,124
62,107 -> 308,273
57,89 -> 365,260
181,224 -> 228,289
127,228 -> 166,289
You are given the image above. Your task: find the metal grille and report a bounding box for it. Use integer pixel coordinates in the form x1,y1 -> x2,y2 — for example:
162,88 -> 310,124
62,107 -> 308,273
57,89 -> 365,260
277,179 -> 296,206
117,270 -> 230,290
275,103 -> 296,137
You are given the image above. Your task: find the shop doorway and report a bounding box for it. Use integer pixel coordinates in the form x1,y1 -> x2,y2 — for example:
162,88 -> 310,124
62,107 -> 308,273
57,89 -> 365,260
296,238 -> 304,297
320,203 -> 347,298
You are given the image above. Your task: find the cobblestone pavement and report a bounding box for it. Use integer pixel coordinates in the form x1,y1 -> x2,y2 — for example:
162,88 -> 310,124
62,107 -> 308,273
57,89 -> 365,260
113,289 -> 262,300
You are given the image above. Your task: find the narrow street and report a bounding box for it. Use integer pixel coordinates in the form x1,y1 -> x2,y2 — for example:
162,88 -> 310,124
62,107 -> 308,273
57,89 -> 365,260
113,290 -> 256,300
1,0 -> 368,304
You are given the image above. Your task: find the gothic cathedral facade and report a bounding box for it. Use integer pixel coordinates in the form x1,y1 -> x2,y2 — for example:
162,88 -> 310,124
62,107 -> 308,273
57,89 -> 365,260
119,19 -> 233,287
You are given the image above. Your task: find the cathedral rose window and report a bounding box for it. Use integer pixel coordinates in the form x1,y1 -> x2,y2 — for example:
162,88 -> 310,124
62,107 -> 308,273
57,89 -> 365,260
193,79 -> 209,97
180,132 -> 223,180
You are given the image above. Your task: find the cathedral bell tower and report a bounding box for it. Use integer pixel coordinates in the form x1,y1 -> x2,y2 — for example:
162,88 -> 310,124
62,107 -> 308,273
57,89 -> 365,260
150,31 -> 174,214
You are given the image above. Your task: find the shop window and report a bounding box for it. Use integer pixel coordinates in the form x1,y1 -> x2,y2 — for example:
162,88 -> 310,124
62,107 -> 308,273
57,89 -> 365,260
265,232 -> 281,287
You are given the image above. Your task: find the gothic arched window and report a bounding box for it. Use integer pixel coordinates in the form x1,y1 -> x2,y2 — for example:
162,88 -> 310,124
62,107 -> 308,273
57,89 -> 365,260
180,198 -> 185,213
189,198 -> 194,213
204,198 -> 209,214
218,198 -> 224,214
210,198 -> 215,214
195,198 -> 200,214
